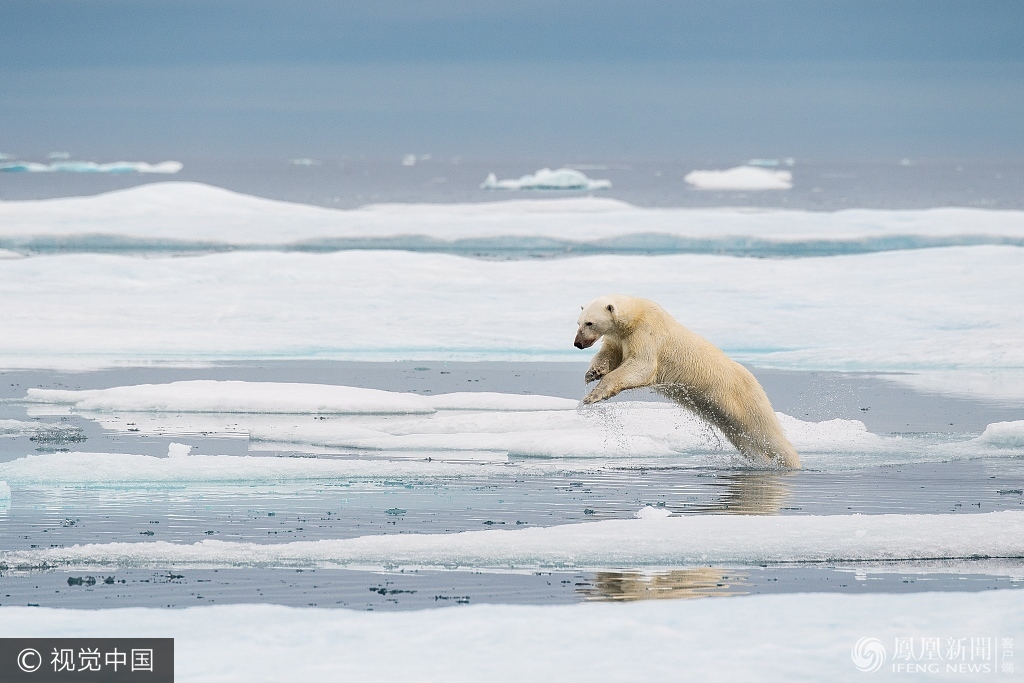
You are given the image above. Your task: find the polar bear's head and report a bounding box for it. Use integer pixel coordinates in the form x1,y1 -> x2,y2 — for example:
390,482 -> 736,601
574,295 -> 622,349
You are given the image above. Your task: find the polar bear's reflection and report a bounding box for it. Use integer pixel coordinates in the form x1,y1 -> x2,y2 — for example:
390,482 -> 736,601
710,470 -> 794,515
579,567 -> 749,601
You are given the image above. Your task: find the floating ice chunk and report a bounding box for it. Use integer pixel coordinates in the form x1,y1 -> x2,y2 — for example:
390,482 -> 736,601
684,166 -> 792,190
167,442 -> 193,458
5,511 -> 1022,570
777,414 -> 881,452
0,481 -> 9,500
26,381 -> 435,415
0,161 -> 182,173
635,505 -> 671,520
977,420 -> 1024,448
426,392 -> 579,411
481,168 -> 611,191
0,249 -> 23,259
288,158 -> 320,166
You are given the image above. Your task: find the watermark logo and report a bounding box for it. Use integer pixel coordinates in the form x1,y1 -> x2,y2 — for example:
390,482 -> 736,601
852,637 -> 887,673
2,639 -> 172,681
853,635 -> 1014,675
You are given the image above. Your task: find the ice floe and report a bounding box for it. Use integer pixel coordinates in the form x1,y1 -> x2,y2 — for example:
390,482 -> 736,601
0,161 -> 182,174
685,166 -> 793,190
480,168 -> 611,191
22,380 -> 973,465
26,382 -> 578,414
1,248 -> 1022,383
5,181 -> 1023,255
3,591 -> 1021,682
27,381 -> 436,414
3,511 -> 1022,570
0,452 -> 487,486
978,421 -> 1024,448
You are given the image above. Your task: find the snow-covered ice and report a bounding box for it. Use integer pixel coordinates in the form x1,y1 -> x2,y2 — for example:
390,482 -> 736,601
4,511 -> 1022,570
480,167 -> 611,190
27,382 -> 578,414
979,421 -> 1024,448
2,182 -> 1023,250
1,248 -> 1022,390
27,381 -> 436,414
4,591 -> 1020,682
0,451 -> 487,486
685,165 -> 793,190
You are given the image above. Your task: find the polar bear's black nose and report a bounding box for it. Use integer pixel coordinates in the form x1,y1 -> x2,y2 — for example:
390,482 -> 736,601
574,340 -> 584,349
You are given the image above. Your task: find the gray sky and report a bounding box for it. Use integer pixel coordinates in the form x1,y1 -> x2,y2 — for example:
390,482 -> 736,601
2,1 -> 1023,160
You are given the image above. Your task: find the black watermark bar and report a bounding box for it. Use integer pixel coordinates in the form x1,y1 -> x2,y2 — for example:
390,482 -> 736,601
0,639 -> 173,683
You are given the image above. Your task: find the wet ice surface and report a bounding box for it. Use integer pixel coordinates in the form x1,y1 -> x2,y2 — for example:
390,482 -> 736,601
1,362 -> 1023,609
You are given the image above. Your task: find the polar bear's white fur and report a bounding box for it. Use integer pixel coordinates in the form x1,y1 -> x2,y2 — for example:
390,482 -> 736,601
574,294 -> 800,469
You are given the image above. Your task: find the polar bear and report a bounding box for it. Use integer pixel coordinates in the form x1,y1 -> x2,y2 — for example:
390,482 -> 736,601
574,294 -> 800,469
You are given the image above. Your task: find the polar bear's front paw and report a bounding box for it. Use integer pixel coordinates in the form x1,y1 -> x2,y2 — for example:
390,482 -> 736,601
584,368 -> 604,384
581,391 -> 603,405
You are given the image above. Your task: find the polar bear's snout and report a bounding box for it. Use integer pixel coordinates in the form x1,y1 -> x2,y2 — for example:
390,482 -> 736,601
574,330 -> 595,349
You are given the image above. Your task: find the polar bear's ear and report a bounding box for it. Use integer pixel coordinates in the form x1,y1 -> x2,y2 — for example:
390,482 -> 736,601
580,305 -> 584,310
606,304 -> 615,313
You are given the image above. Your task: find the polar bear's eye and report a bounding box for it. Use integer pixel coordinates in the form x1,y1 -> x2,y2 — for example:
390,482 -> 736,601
585,322 -> 593,327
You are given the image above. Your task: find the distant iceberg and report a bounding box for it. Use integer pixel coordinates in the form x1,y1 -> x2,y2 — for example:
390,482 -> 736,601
0,160 -> 183,174
481,168 -> 611,191
685,166 -> 792,190
746,158 -> 796,168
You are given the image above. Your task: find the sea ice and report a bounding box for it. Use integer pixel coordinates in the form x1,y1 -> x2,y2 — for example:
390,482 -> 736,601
23,381 -> 943,464
4,511 -> 1021,570
167,442 -> 193,458
27,381 -> 436,414
0,481 -> 9,500
684,166 -> 793,190
2,591 -> 1021,682
978,421 -> 1024,448
0,451 -> 487,486
3,182 -> 1024,250
0,161 -> 182,173
480,168 -> 611,190
1,248 -> 1022,385
635,505 -> 672,520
